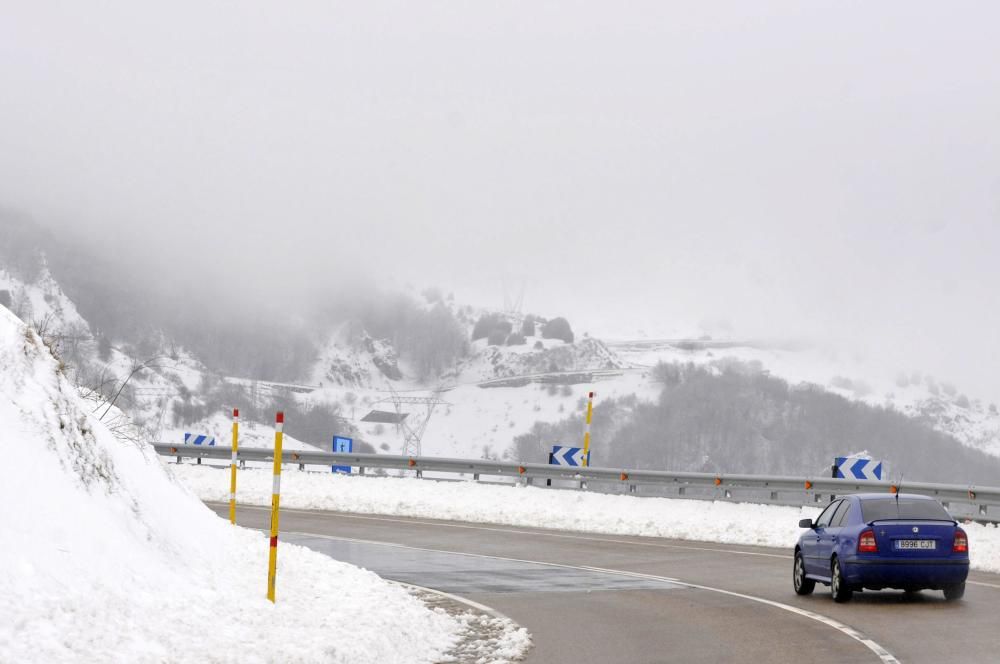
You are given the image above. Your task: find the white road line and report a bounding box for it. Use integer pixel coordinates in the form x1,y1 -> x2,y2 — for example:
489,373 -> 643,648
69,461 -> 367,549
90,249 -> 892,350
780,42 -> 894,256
967,580 -> 1000,589
394,581 -> 522,626
228,503 -> 789,559
284,530 -> 899,664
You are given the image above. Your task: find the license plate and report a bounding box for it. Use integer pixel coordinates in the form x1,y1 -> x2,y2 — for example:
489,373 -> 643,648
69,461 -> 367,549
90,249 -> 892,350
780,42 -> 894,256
895,540 -> 936,550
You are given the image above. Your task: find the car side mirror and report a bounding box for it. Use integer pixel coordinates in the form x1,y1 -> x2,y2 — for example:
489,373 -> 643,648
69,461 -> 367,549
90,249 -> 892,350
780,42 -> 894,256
798,518 -> 814,529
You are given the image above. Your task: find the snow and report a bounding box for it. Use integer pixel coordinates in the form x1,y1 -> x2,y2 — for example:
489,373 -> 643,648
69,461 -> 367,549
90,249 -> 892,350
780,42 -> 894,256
170,465 -> 1000,575
0,305 -> 484,663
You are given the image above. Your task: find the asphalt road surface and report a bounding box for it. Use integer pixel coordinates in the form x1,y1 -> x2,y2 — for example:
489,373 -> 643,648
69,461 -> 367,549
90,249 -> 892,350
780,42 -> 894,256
210,503 -> 1000,664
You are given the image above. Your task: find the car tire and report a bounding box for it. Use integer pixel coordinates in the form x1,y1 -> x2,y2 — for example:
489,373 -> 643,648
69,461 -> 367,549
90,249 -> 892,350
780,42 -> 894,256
793,551 -> 815,595
943,582 -> 965,601
831,558 -> 852,603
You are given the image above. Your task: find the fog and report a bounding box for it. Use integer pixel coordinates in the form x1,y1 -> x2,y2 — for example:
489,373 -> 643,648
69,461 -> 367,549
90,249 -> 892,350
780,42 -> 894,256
1,2 -> 998,398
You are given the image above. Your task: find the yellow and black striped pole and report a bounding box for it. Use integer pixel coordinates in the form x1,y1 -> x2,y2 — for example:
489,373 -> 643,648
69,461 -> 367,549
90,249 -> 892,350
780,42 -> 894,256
266,411 -> 284,602
228,408 -> 239,525
582,391 -> 595,466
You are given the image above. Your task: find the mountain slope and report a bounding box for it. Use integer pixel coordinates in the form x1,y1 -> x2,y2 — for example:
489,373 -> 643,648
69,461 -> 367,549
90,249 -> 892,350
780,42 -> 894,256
0,303 -> 462,663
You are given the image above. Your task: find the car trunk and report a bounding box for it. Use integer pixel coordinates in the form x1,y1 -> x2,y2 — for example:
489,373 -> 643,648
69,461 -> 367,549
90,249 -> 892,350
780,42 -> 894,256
868,520 -> 957,559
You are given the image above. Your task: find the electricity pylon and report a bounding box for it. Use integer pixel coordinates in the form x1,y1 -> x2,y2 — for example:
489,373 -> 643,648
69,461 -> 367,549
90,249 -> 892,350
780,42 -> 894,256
374,384 -> 450,457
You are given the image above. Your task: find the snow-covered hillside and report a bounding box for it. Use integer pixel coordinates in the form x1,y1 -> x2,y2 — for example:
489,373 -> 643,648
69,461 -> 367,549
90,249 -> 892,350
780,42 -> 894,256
606,338 -> 1000,460
3,261 -> 997,464
0,303 -> 470,663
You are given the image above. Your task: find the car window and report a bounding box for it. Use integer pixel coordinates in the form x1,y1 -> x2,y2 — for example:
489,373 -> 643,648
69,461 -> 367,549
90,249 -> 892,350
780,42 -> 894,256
861,498 -> 952,522
815,500 -> 841,528
830,500 -> 852,527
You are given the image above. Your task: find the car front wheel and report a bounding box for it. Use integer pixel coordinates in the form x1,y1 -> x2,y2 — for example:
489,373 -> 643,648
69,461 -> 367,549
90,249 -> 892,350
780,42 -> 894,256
793,551 -> 815,595
831,558 -> 853,603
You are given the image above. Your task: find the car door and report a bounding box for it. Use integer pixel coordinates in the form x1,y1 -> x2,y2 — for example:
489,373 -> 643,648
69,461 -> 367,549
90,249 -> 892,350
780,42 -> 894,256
803,500 -> 840,575
816,499 -> 852,569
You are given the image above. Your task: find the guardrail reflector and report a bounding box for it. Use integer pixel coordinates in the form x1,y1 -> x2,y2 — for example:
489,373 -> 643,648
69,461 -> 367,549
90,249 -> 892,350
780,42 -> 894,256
620,472 -> 629,481
889,485 -> 898,494
969,490 -> 977,500
518,466 -> 526,475
408,458 -> 417,467
714,477 -> 722,486
169,447 -> 178,453
804,481 -> 813,490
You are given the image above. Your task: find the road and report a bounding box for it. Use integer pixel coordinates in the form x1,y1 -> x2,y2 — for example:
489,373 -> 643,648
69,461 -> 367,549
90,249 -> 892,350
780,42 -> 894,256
211,503 -> 1000,664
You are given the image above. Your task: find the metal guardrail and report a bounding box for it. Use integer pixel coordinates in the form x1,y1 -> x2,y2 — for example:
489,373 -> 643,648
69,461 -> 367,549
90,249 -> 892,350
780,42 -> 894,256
153,443 -> 1000,518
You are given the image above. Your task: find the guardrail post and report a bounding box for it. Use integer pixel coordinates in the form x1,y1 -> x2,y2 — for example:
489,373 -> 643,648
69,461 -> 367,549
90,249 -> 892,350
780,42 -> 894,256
197,456 -> 202,465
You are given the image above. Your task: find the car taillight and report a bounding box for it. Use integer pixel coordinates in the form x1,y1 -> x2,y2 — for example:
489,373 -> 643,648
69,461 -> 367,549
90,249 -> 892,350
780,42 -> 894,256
953,529 -> 968,553
858,529 -> 878,553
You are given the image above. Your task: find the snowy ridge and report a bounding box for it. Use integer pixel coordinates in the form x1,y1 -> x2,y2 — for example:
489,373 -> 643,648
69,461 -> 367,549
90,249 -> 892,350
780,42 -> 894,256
0,303 -> 475,663
0,264 -> 89,337
311,324 -> 403,388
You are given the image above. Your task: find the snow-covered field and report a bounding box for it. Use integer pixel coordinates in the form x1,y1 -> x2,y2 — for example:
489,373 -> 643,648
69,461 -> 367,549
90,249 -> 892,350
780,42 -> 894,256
0,305 -> 533,663
171,464 -> 1000,575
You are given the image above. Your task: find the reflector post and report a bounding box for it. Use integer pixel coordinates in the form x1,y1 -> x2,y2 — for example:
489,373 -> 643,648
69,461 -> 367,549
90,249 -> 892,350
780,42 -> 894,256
266,411 -> 284,602
582,391 -> 595,466
228,407 -> 240,525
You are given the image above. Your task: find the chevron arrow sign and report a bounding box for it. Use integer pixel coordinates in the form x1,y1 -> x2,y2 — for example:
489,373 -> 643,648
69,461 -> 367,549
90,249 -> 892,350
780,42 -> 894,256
550,445 -> 585,467
184,433 -> 216,446
834,456 -> 883,481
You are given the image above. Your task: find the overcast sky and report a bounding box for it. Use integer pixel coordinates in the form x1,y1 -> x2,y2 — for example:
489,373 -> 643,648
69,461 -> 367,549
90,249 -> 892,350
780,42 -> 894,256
1,2 -> 998,397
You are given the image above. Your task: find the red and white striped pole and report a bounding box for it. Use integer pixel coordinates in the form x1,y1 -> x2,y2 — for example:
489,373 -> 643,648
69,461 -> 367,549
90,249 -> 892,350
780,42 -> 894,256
266,411 -> 284,602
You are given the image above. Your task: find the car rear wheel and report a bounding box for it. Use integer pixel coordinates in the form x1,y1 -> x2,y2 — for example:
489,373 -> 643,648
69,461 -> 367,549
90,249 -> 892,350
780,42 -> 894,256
943,582 -> 965,601
793,552 -> 815,595
831,558 -> 852,603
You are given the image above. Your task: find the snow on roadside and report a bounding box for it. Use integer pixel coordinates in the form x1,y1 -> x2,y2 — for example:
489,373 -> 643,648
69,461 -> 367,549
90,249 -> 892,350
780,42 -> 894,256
171,465 -> 1000,575
0,305 -> 469,664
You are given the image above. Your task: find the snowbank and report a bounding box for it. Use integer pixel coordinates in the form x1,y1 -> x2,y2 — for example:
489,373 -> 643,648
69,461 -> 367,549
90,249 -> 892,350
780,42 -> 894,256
171,464 -> 1000,575
0,305 -> 465,663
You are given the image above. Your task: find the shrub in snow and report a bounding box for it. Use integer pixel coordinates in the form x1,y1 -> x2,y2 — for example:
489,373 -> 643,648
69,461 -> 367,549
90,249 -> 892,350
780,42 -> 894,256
487,329 -> 507,346
472,314 -> 513,343
520,315 -> 537,337
505,333 -> 526,346
542,317 -> 574,343
533,340 -> 544,350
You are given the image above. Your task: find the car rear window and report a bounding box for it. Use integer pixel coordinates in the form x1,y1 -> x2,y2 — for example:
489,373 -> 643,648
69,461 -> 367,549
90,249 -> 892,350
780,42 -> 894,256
860,498 -> 951,522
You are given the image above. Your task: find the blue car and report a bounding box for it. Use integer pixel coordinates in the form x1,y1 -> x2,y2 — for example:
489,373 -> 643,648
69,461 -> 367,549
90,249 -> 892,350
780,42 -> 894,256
793,493 -> 969,602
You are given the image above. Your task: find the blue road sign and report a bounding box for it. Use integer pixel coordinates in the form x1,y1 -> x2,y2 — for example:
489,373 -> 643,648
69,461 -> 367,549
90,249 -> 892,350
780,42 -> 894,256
834,456 -> 883,481
550,445 -> 585,467
184,433 -> 215,446
333,436 -> 353,474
